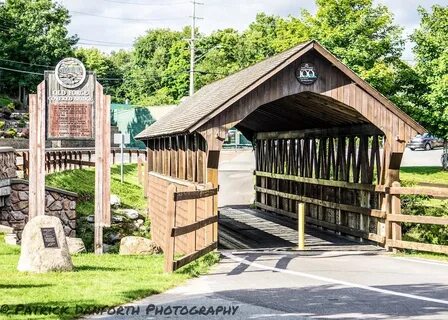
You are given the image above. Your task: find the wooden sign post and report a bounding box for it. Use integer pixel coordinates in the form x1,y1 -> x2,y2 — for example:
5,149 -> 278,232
28,58 -> 111,254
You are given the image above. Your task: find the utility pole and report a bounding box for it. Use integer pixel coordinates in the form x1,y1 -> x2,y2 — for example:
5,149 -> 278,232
189,1 -> 203,96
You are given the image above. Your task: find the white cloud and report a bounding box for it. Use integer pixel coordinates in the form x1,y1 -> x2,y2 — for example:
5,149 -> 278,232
61,0 -> 445,60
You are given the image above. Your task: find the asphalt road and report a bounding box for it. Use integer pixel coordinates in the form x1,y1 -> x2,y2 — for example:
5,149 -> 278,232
88,250 -> 448,320
84,149 -> 448,320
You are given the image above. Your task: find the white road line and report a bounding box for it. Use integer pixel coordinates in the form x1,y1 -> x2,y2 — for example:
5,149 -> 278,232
395,257 -> 448,267
221,252 -> 448,306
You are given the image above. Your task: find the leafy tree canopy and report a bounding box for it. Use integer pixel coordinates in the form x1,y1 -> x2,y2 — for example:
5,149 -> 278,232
0,0 -> 77,94
411,5 -> 448,137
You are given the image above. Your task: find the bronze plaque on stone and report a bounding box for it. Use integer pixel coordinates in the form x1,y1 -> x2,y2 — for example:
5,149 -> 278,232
41,227 -> 59,248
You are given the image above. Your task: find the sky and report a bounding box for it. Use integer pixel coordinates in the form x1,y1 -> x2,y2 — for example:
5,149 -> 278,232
61,0 -> 447,61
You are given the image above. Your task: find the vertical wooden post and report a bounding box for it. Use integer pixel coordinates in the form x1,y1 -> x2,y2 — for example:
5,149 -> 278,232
94,84 -> 111,254
206,150 -> 220,244
137,157 -> 143,184
102,95 -> 111,227
143,150 -> 149,197
28,81 -> 46,220
94,84 -> 104,255
164,184 -> 176,273
298,202 -> 305,250
391,181 -> 402,253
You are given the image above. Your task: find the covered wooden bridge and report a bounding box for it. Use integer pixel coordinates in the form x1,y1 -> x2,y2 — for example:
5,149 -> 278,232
136,40 -> 425,271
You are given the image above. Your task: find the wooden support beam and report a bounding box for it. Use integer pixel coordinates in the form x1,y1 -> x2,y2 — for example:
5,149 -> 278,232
390,181 -> 402,253
387,214 -> 448,225
171,215 -> 218,237
255,171 -> 384,192
172,242 -> 217,271
255,124 -> 384,140
164,184 -> 177,273
28,81 -> 46,219
255,186 -> 386,218
387,240 -> 448,255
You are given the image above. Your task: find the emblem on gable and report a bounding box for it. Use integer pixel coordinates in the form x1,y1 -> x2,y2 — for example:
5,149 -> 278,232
296,63 -> 318,85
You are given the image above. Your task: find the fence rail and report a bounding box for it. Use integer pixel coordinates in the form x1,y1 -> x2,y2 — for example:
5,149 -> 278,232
386,181 -> 448,255
164,184 -> 218,273
15,148 -> 147,177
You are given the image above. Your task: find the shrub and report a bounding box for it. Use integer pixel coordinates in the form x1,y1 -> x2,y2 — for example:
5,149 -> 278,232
0,121 -> 5,130
4,128 -> 17,138
6,102 -> 15,112
401,194 -> 448,245
13,99 -> 22,109
18,119 -> 26,128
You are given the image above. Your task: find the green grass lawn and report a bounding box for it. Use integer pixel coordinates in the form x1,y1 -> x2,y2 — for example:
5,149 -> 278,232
0,234 -> 219,320
46,164 -> 146,218
400,166 -> 448,186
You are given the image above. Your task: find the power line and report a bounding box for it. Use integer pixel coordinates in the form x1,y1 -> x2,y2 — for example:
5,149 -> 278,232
0,57 -> 55,69
78,42 -> 132,48
103,0 -> 189,6
70,10 -> 187,22
0,66 -> 44,75
79,38 -> 133,46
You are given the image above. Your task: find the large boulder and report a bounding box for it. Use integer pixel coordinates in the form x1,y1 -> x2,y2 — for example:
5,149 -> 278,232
66,237 -> 86,254
119,236 -> 161,255
17,215 -> 73,273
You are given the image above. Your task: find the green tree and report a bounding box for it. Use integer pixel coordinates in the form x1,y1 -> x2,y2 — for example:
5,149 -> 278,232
123,28 -> 184,105
301,0 -> 405,97
75,47 -> 125,102
195,28 -> 243,89
411,5 -> 448,137
0,0 -> 77,96
239,13 -> 279,67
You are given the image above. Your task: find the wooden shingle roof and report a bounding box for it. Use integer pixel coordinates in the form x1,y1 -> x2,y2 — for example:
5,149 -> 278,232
136,40 -> 424,139
135,41 -> 311,139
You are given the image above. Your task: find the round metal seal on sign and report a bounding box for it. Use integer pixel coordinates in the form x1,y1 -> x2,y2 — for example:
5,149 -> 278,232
55,57 -> 86,89
296,63 -> 318,85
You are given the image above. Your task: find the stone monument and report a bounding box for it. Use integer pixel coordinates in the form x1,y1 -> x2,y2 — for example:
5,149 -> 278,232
17,215 -> 73,273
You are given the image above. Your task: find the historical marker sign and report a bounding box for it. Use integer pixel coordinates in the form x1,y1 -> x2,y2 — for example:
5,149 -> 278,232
40,227 -> 59,248
46,58 -> 95,140
28,57 -> 111,256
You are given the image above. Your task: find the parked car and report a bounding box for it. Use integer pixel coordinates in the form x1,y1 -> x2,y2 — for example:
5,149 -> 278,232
407,133 -> 444,151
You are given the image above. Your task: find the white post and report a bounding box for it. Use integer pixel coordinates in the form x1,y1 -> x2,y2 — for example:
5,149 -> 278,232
298,203 -> 305,250
120,133 -> 124,183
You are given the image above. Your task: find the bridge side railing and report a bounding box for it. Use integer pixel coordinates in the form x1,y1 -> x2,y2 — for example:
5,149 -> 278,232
15,148 -> 147,177
386,181 -> 448,255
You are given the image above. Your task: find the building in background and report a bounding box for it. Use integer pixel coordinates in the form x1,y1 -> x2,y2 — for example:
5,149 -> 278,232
112,104 -> 252,149
111,104 -> 177,149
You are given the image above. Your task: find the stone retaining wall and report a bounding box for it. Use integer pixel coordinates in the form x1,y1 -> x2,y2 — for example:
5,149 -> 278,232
0,147 -> 17,179
0,179 -> 77,241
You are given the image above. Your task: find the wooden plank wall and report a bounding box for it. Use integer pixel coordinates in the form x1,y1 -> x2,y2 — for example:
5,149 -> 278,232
147,172 -> 214,254
255,131 -> 386,243
147,133 -> 207,184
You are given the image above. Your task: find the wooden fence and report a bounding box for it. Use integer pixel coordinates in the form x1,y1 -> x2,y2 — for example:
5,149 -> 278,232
147,172 -> 218,272
15,148 -> 147,177
255,176 -> 448,254
386,181 -> 448,255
